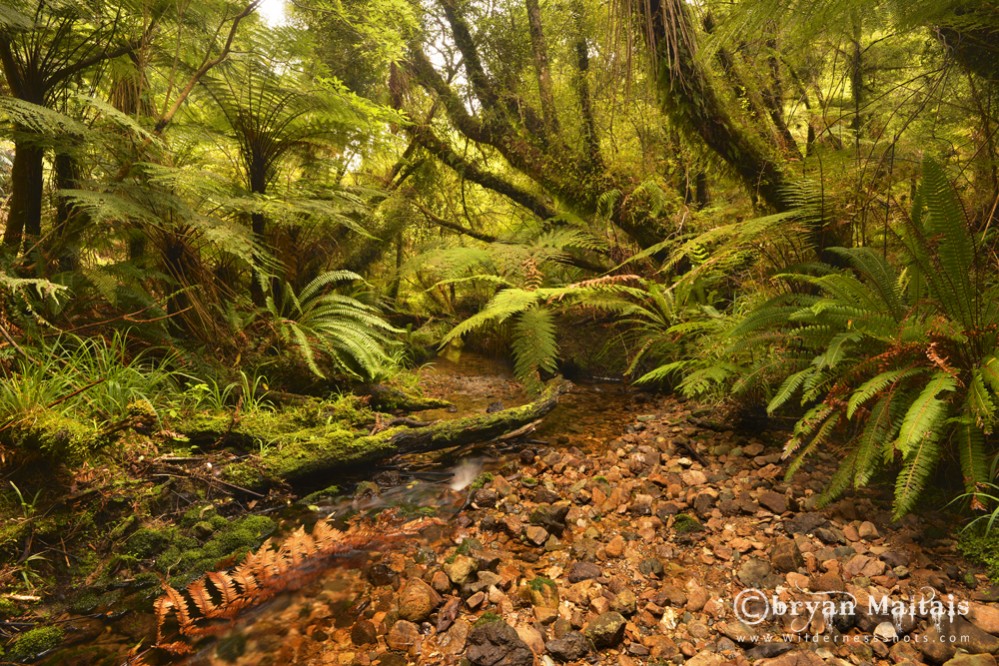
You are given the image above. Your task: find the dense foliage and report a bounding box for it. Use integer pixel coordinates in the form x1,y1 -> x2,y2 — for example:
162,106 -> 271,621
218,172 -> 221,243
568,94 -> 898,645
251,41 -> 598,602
2,0 -> 999,614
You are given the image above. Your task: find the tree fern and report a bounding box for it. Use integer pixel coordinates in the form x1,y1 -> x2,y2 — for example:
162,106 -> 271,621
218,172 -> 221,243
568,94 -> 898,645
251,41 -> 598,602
656,157 -> 999,517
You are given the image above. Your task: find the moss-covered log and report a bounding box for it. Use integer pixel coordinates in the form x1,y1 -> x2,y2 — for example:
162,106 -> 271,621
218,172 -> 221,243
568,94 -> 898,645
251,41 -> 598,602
215,380 -> 569,490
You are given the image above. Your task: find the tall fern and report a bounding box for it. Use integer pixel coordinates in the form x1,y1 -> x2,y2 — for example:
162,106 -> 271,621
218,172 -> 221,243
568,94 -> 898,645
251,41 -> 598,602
658,158 -> 999,518
265,271 -> 399,380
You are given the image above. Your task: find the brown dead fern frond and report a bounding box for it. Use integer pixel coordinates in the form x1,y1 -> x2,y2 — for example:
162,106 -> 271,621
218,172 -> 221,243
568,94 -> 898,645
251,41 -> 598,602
153,513 -> 441,653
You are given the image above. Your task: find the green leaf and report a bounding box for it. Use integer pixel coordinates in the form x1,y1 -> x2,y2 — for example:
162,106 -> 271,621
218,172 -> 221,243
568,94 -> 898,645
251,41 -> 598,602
847,368 -> 921,419
512,307 -> 559,392
893,372 -> 955,457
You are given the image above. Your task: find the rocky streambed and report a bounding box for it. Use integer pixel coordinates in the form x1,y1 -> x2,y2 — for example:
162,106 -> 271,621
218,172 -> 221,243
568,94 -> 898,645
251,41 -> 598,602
147,360 -> 999,666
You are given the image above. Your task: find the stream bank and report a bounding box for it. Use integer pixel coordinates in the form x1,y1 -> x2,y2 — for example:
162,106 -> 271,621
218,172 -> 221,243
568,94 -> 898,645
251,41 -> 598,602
6,355 -> 999,666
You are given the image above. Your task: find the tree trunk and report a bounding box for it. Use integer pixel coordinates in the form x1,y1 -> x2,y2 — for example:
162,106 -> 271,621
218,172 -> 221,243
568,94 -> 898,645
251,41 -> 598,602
249,210 -> 267,306
850,13 -> 864,141
3,135 -> 44,253
525,0 -> 560,139
52,150 -> 87,271
641,0 -> 795,213
190,379 -> 570,490
571,1 -> 601,171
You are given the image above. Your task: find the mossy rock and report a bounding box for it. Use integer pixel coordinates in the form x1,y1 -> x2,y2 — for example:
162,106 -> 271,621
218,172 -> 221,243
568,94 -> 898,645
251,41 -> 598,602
159,514 -> 276,582
127,526 -> 184,559
9,626 -> 64,662
0,597 -> 19,619
3,410 -> 100,462
673,513 -> 705,534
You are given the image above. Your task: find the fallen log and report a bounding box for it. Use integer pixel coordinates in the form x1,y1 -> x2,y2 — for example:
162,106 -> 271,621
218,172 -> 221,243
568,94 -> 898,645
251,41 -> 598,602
217,379 -> 570,490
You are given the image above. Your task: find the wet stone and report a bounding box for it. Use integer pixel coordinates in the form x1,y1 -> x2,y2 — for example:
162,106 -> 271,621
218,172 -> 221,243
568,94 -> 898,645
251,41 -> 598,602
528,503 -> 570,536
738,557 -> 773,587
351,620 -> 378,646
771,537 -> 804,573
386,619 -> 420,652
546,631 -> 591,662
466,620 -> 534,666
585,611 -> 627,648
759,490 -> 788,514
568,561 -> 602,583
639,558 -> 665,577
783,513 -> 829,534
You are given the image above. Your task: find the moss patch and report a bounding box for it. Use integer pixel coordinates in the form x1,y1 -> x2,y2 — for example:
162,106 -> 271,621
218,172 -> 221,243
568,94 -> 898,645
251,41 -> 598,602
3,410 -> 100,462
958,527 -> 999,582
673,513 -> 705,534
9,626 -> 64,662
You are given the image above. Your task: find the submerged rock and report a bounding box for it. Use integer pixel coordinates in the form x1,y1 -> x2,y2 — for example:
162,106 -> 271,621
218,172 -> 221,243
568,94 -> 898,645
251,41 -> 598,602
466,620 -> 534,666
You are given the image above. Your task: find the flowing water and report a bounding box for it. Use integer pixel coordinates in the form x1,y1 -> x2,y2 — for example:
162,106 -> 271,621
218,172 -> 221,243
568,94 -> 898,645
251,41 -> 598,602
42,355 -> 642,665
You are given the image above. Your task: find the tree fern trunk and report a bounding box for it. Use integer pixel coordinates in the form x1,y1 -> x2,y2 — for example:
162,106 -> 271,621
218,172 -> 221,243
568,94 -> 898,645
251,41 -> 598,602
52,150 -> 87,272
3,135 -> 43,253
250,211 -> 267,307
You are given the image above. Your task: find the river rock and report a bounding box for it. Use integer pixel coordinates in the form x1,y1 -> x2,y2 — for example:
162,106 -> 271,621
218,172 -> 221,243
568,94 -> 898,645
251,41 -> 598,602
739,557 -> 773,586
771,537 -> 804,573
858,520 -> 879,539
398,577 -> 442,622
387,619 -> 421,652
783,513 -> 828,534
515,625 -> 545,655
440,619 -> 469,656
466,620 -> 534,666
568,561 -> 602,582
529,503 -> 570,535
466,571 -> 503,595
969,602 -> 999,635
605,535 -> 625,558
759,490 -> 788,514
524,525 -> 549,546
919,616 -> 999,663
639,558 -> 664,577
686,652 -> 728,666
585,611 -> 627,648
546,631 -> 591,662
745,642 -> 795,659
943,655 -> 998,666
351,620 -> 378,645
757,650 -> 826,666
719,620 -> 755,644
444,554 -> 478,585
611,589 -> 638,615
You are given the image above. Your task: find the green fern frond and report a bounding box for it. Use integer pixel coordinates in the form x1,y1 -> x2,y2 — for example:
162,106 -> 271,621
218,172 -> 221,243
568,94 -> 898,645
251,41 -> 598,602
892,372 -> 955,457
847,368 -> 922,419
893,436 -> 942,520
786,410 -> 840,478
816,449 -> 859,508
0,96 -> 86,137
969,370 -> 997,432
442,288 -> 540,343
767,368 -> 813,414
954,416 -> 989,496
512,307 -> 559,392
